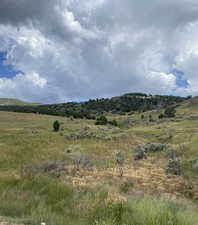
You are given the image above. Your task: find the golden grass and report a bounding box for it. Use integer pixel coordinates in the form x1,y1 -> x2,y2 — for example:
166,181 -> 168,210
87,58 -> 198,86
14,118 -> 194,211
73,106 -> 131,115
1,106 -> 198,224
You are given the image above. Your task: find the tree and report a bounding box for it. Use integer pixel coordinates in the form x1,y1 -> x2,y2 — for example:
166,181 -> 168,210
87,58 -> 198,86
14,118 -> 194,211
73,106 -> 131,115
149,114 -> 154,122
164,106 -> 176,118
108,119 -> 118,126
95,115 -> 108,125
53,120 -> 60,132
158,113 -> 164,119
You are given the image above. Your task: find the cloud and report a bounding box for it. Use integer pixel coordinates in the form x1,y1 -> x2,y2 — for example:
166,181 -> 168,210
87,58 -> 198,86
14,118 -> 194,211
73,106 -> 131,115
0,0 -> 198,102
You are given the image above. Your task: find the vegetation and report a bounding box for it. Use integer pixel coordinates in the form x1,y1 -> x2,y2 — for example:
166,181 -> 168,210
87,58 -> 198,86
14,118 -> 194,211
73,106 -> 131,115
108,119 -> 118,126
164,106 -> 177,118
0,98 -> 38,106
95,116 -> 118,126
0,93 -> 187,118
0,95 -> 198,225
53,120 -> 60,132
158,113 -> 164,119
95,115 -> 108,125
0,178 -> 198,225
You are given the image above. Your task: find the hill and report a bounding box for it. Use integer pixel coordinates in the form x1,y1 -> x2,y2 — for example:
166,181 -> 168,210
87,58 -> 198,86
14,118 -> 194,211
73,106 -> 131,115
0,98 -> 38,106
0,96 -> 198,224
0,93 -> 188,118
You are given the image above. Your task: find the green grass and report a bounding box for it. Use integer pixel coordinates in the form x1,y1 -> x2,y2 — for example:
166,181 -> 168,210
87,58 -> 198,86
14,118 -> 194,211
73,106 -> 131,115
0,176 -> 198,225
88,198 -> 198,225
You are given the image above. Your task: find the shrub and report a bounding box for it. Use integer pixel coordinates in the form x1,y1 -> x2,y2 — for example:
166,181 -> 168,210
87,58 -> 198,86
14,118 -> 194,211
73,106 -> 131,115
134,143 -> 168,160
53,120 -> 60,132
166,159 -> 181,176
21,161 -> 67,178
116,152 -> 125,166
85,114 -> 96,120
73,156 -> 93,172
120,180 -> 134,193
149,114 -> 154,122
108,119 -> 118,126
192,159 -> 198,172
135,143 -> 167,154
116,152 -> 125,177
95,115 -> 108,125
158,113 -> 164,119
134,148 -> 147,160
186,158 -> 198,173
143,143 -> 167,153
164,106 -> 176,118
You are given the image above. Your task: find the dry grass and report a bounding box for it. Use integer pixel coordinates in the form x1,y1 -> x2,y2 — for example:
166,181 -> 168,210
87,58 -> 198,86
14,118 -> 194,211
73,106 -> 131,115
0,106 -> 198,224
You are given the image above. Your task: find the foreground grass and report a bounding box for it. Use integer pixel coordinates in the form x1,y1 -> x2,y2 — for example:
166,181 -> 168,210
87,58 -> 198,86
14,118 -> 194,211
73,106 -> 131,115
0,176 -> 198,225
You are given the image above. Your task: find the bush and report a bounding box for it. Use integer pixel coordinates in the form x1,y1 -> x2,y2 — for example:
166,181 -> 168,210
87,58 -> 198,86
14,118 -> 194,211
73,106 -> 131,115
143,143 -> 168,153
53,120 -> 60,132
192,159 -> 198,172
182,158 -> 198,179
95,115 -> 108,125
134,148 -> 147,160
120,180 -> 134,193
134,143 -> 167,161
116,152 -> 125,166
116,152 -> 125,177
136,143 -> 167,154
149,114 -> 154,122
158,113 -> 164,119
166,159 -> 181,176
109,119 -> 118,126
186,158 -> 198,173
73,156 -> 93,172
21,161 -> 67,178
164,106 -> 176,118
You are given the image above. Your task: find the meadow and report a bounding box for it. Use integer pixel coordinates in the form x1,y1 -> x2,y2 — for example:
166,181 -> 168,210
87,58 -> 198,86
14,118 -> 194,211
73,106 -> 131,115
0,99 -> 198,225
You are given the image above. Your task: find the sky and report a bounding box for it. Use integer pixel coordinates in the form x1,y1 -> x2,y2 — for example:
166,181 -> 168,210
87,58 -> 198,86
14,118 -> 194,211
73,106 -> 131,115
0,0 -> 198,103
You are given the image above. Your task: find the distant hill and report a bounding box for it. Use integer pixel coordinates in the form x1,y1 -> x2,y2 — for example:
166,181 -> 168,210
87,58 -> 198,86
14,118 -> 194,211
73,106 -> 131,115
0,98 -> 39,106
0,93 -> 188,118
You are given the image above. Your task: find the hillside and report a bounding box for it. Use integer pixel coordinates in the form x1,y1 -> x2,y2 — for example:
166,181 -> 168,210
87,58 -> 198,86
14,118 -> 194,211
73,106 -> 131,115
0,97 -> 198,225
0,98 -> 38,106
0,93 -> 188,118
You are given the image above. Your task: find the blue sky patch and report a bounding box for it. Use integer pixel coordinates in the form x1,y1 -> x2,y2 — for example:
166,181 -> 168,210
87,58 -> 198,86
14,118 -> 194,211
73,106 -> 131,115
0,52 -> 23,78
172,69 -> 188,88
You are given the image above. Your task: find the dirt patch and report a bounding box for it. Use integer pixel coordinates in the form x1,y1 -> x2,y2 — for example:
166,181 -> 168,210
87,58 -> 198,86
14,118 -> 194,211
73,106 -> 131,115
63,161 -> 198,201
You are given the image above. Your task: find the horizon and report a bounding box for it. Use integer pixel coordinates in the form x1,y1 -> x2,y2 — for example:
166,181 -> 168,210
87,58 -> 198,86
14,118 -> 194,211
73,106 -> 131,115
0,92 -> 192,105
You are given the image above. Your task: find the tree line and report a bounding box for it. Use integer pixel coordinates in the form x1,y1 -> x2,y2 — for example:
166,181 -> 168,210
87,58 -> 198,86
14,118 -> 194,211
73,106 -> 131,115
0,93 -> 187,119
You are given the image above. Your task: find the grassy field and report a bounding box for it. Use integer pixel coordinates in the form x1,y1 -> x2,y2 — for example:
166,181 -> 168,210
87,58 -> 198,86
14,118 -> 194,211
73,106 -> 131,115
0,100 -> 198,225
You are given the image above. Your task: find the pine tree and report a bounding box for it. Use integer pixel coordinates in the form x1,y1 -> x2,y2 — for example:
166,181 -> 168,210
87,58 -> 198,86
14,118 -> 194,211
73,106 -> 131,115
53,120 -> 60,132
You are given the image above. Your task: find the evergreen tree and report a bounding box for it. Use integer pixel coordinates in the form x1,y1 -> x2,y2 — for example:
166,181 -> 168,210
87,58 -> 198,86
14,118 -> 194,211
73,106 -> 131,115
95,115 -> 108,125
164,106 -> 176,118
53,120 -> 60,132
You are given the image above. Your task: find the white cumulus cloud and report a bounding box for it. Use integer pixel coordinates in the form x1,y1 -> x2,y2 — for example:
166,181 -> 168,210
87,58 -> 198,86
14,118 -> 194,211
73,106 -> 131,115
0,0 -> 198,102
